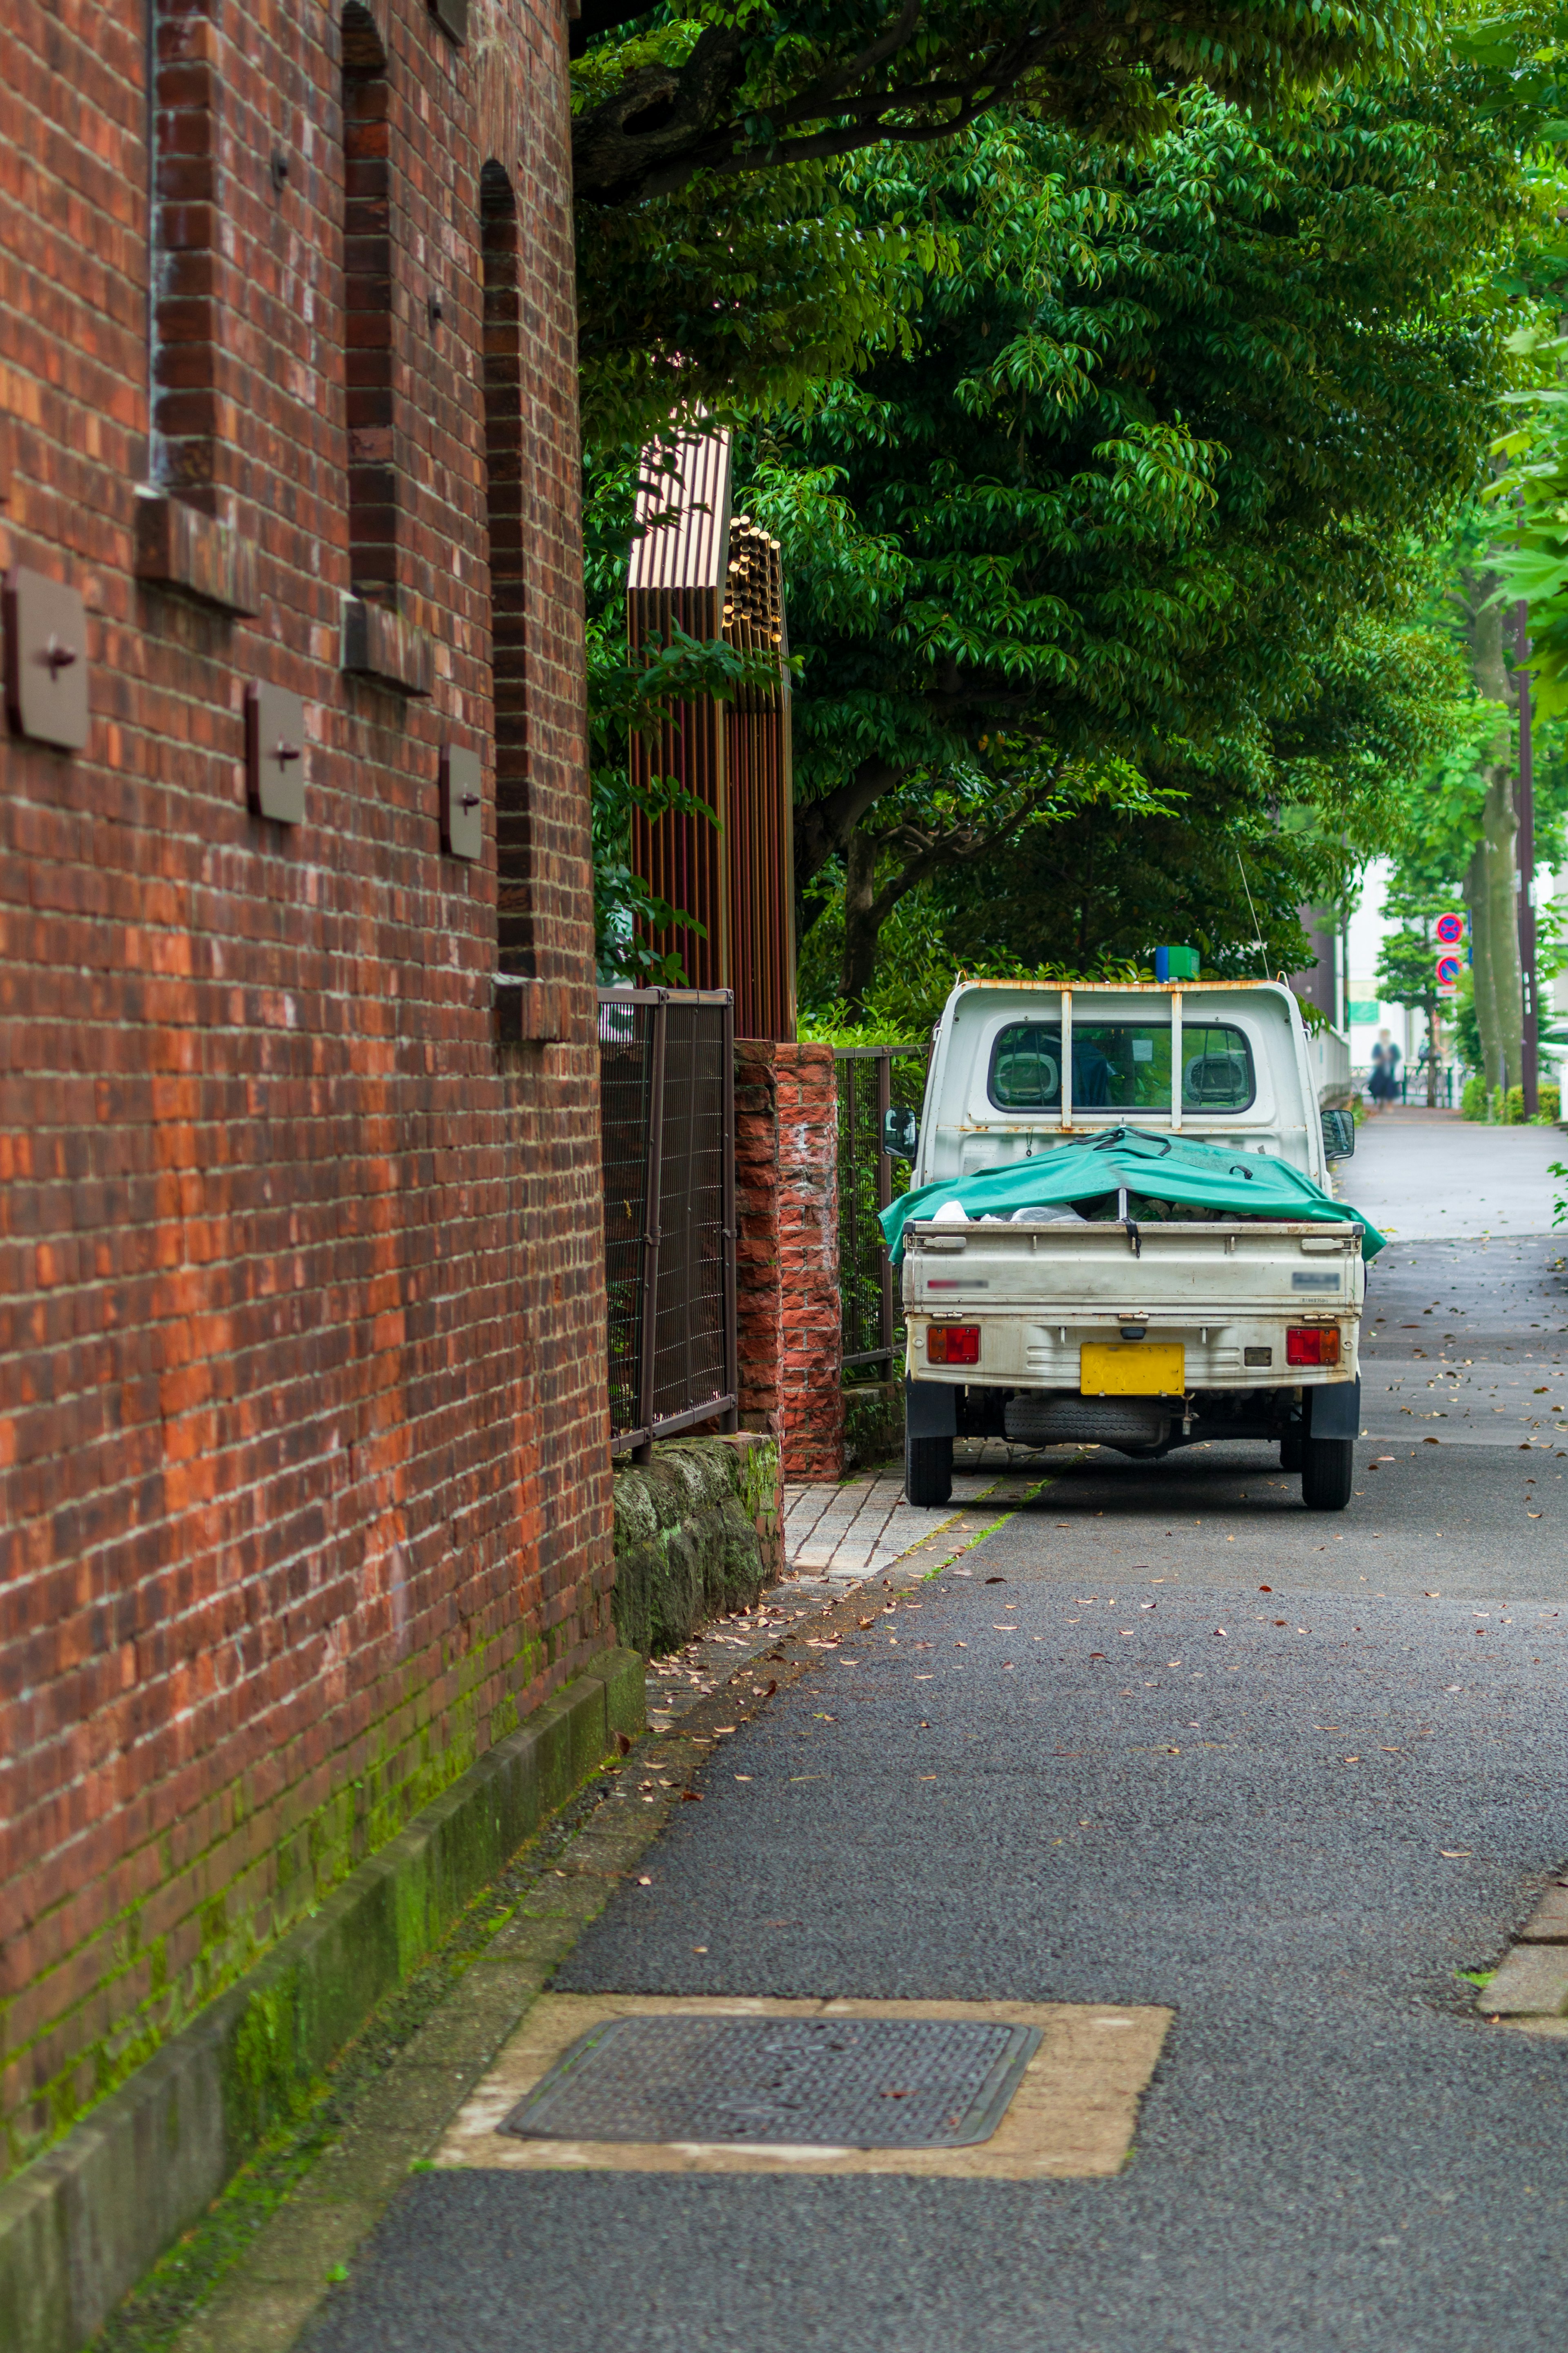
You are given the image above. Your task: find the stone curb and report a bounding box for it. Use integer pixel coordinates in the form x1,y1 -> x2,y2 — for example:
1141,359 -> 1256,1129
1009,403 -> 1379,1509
151,1564 -> 993,2353
1476,1873 -> 1568,2025
0,1648 -> 645,2353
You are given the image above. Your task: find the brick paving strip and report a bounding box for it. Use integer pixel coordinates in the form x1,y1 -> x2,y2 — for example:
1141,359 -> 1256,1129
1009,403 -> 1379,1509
117,1477 -> 1047,2353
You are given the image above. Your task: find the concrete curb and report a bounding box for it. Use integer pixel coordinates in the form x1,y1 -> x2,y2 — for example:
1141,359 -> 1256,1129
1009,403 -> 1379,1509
0,1648 -> 645,2353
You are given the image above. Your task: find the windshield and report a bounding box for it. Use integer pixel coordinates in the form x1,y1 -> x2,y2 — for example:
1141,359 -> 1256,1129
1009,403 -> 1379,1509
987,1021 -> 1256,1114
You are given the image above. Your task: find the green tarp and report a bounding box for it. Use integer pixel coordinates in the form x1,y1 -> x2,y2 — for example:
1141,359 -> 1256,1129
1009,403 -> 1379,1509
879,1125 -> 1386,1265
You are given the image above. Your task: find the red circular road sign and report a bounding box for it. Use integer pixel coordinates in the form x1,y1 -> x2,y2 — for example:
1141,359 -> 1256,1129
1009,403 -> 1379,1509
1435,912 -> 1466,945
1436,952 -> 1462,988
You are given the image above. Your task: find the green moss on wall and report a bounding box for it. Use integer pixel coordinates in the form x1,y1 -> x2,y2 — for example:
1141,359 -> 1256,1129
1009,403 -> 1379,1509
611,1436 -> 779,1656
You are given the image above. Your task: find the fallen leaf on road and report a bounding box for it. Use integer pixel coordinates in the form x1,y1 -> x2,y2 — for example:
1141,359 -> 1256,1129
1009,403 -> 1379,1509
1259,1585 -> 1272,1594
637,1875 -> 653,1885
985,1576 -> 1007,1584
692,1946 -> 708,1954
1274,1619 -> 1287,1626
734,1774 -> 752,1782
1001,1662 -> 1015,1671
681,1791 -> 704,1802
858,1617 -> 874,1629
918,1774 -> 938,1781
1441,1850 -> 1472,1858
1424,1437 -> 1440,1445
1213,1628 -> 1228,1639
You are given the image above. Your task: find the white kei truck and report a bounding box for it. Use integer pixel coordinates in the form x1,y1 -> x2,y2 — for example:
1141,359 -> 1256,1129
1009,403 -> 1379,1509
888,979 -> 1363,1514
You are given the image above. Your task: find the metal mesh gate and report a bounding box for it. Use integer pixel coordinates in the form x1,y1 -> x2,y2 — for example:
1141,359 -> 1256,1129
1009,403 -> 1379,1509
834,1044 -> 929,1379
599,989 -> 738,1457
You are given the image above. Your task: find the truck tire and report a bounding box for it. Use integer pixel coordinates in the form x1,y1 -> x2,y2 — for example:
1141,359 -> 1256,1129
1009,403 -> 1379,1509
1301,1436 -> 1353,1511
1280,1429 -> 1304,1473
906,1435 -> 953,1508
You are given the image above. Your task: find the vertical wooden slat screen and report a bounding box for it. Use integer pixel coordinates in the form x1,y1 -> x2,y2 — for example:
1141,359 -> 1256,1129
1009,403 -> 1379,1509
626,431 -> 795,1041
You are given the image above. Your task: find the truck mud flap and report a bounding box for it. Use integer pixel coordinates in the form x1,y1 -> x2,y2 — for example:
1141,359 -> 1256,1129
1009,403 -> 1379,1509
1306,1376 -> 1361,1441
905,1377 -> 957,1439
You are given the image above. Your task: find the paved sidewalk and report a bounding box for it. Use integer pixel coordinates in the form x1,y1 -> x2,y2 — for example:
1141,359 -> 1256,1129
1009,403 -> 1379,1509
643,1448 -> 1045,1735
783,1460 -> 998,1578
1343,1106 -> 1565,1238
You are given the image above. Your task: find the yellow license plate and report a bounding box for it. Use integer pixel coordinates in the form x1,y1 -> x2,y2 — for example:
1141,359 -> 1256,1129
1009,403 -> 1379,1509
1080,1343 -> 1185,1397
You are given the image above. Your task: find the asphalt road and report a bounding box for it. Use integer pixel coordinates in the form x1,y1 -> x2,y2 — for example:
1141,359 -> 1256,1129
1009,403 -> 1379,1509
308,1232 -> 1568,2353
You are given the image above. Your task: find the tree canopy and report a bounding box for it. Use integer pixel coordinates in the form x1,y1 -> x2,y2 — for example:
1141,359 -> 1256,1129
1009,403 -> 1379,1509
569,0 -> 1415,207
579,13 -> 1568,1029
569,0 -> 1426,440
723,75 -> 1514,1004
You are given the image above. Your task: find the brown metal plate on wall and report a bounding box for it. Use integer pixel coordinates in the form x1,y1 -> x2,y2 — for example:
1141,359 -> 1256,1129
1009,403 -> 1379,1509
441,745 -> 483,861
245,682 -> 306,824
4,567 -> 90,750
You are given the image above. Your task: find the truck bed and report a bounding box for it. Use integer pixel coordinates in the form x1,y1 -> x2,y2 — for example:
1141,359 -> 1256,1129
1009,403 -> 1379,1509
903,1216 -> 1363,1392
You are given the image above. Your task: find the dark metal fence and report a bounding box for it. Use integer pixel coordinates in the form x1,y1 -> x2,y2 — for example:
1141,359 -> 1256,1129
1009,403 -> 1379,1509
834,1043 -> 929,1377
599,989 -> 738,1458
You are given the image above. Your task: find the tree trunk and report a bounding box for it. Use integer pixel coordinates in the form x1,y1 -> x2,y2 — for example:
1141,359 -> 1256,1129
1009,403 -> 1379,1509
1482,767 -> 1522,1092
841,824 -> 881,1014
1459,579 -> 1521,1097
1466,843 -> 1500,1091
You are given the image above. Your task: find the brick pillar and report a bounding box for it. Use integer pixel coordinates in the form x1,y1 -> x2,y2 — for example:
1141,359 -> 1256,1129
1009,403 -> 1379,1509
735,1041 -> 845,1481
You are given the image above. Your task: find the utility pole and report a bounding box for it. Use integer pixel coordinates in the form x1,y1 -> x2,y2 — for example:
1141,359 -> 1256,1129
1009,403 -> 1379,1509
1517,602 -> 1539,1116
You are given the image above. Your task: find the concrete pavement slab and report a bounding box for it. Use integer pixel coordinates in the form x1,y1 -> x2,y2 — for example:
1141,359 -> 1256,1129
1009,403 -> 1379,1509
1476,1946 -> 1568,2016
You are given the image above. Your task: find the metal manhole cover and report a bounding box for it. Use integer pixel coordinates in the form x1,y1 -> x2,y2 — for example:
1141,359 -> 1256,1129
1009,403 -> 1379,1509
500,2015 -> 1042,2149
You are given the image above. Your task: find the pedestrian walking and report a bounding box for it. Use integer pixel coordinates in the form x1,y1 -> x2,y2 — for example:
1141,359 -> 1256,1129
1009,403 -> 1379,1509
1367,1029 -> 1401,1111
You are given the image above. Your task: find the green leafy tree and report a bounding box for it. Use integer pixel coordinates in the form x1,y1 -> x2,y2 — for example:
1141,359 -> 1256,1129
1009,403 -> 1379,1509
569,0 -> 1425,441
726,78 -> 1514,1007
570,0 -> 1413,207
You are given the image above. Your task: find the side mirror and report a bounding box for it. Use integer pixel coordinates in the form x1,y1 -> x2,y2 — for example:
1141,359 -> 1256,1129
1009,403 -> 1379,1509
1321,1107 -> 1355,1162
882,1106 -> 918,1160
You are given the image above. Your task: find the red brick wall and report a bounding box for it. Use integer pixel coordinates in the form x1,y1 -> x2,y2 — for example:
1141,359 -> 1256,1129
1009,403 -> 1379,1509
735,1042 -> 844,1482
0,0 -> 610,2179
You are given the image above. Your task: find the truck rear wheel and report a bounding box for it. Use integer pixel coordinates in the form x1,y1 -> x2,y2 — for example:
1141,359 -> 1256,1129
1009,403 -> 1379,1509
1301,1436 -> 1353,1511
906,1435 -> 953,1508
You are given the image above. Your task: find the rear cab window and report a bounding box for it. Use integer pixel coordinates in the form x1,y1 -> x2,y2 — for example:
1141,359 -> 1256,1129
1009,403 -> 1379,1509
987,1021 -> 1256,1115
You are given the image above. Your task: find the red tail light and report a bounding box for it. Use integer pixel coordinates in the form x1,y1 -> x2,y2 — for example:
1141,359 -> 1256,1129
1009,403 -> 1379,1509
1286,1326 -> 1341,1367
927,1324 -> 980,1366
